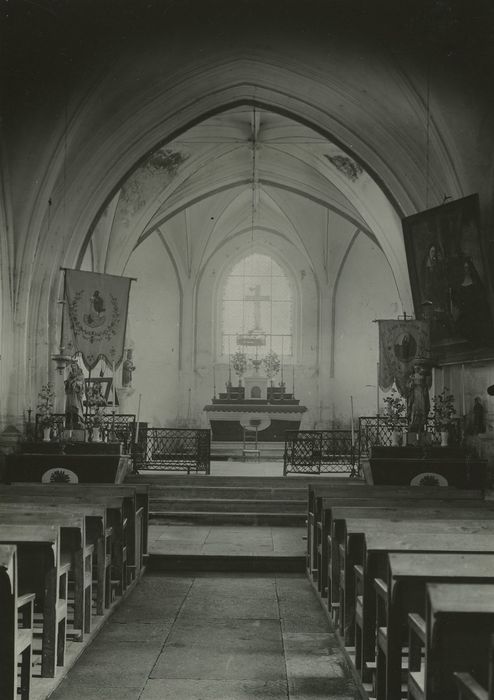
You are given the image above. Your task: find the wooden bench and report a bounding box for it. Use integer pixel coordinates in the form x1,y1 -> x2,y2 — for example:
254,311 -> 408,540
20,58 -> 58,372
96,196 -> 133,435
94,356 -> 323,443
0,524 -> 70,678
0,509 -> 95,638
0,483 -> 146,592
318,497 -> 491,598
408,583 -> 494,700
353,532 -> 494,685
454,633 -> 494,699
375,552 -> 494,700
329,507 -> 494,629
309,486 -> 483,584
6,482 -> 148,574
0,544 -> 36,700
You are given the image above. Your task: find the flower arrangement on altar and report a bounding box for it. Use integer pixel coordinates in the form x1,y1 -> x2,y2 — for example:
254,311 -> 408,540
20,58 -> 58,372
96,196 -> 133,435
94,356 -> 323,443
382,388 -> 407,431
85,406 -> 106,429
37,382 -> 56,428
432,388 -> 456,430
231,350 -> 248,379
262,351 -> 281,379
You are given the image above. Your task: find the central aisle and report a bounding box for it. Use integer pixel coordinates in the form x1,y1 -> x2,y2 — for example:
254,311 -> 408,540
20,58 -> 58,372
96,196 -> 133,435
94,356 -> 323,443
49,572 -> 359,700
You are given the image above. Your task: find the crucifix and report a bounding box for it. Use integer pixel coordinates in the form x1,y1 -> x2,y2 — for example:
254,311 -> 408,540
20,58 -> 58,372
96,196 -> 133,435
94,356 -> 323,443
245,284 -> 269,331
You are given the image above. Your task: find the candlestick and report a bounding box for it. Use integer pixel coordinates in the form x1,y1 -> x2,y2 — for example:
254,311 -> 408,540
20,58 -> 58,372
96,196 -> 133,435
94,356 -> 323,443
213,364 -> 216,399
135,393 -> 142,443
350,395 -> 355,446
461,363 -> 466,415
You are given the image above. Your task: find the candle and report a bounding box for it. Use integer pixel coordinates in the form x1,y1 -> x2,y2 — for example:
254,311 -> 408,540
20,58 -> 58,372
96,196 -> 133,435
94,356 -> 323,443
461,364 -> 466,415
135,392 -> 142,443
350,395 -> 355,446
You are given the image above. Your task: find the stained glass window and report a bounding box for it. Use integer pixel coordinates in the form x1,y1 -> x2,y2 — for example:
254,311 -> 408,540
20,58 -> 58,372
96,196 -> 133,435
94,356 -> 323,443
220,253 -> 294,359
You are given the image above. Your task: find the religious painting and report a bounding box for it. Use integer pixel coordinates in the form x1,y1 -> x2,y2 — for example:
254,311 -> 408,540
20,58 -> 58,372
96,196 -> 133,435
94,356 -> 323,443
402,194 -> 494,362
84,377 -> 119,407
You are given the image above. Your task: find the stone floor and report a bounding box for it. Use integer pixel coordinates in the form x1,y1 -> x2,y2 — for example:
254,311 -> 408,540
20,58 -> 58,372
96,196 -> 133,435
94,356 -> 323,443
49,572 -> 360,700
148,523 -> 306,557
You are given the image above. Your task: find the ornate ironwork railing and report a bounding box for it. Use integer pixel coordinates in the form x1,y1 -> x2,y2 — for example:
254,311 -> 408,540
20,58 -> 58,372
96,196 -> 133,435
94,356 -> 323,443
357,415 -> 463,466
133,427 -> 211,474
34,413 -> 136,452
283,430 -> 355,475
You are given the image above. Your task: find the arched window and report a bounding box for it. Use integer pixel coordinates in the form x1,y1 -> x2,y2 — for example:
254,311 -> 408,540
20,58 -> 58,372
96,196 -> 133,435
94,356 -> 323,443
220,252 -> 294,359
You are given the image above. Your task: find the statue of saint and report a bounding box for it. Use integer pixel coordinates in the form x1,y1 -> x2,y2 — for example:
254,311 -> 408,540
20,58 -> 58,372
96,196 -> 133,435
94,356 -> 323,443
65,360 -> 86,428
122,349 -> 135,388
472,397 -> 485,434
406,361 -> 432,434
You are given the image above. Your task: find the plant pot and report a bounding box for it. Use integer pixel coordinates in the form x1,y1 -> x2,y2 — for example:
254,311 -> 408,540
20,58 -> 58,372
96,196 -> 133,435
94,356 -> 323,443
42,426 -> 51,442
92,427 -> 102,443
391,430 -> 402,447
440,430 -> 449,447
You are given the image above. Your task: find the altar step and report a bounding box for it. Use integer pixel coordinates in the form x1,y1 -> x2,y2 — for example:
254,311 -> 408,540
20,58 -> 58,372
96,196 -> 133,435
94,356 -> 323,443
128,473 -> 347,526
211,441 -> 285,459
151,498 -> 305,513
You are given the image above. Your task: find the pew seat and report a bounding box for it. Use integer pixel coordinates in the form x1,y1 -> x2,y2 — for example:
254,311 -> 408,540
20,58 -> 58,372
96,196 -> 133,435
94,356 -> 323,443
408,583 -> 494,700
0,544 -> 36,700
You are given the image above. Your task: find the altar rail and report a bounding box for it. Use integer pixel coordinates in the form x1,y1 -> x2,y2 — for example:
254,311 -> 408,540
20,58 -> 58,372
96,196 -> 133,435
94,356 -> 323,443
357,415 -> 463,467
133,427 -> 211,474
34,413 -> 136,452
283,430 -> 355,475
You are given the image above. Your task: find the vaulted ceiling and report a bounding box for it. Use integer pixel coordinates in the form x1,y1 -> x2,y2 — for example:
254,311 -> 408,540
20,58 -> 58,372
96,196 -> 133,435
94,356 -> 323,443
87,106 -> 402,294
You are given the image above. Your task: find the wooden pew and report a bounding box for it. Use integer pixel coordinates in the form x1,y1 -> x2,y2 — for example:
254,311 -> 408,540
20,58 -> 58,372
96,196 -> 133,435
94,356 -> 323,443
375,552 -> 494,700
0,485 -> 139,593
0,509 -> 94,638
311,488 -> 484,586
0,544 -> 36,700
0,499 -> 111,615
330,508 -> 494,628
320,499 -> 492,600
4,482 -> 147,580
308,484 -> 483,578
353,533 -> 494,685
0,524 -> 70,678
454,633 -> 494,699
408,583 -> 494,700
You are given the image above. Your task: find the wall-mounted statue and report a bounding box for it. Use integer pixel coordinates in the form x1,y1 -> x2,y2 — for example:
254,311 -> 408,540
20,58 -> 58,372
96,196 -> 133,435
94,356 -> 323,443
406,359 -> 432,434
472,396 -> 485,434
65,360 -> 85,428
122,349 -> 135,388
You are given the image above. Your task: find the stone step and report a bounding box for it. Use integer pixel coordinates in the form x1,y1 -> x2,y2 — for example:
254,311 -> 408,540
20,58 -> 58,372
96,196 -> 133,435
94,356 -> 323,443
150,498 -> 306,513
149,486 -> 308,499
127,474 -> 347,486
147,553 -> 305,573
149,511 -> 306,526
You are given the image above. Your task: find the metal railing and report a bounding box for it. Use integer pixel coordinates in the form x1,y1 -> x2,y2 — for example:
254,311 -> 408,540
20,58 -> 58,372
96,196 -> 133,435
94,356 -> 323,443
133,427 -> 211,474
34,413 -> 136,452
283,430 -> 355,475
357,415 -> 463,466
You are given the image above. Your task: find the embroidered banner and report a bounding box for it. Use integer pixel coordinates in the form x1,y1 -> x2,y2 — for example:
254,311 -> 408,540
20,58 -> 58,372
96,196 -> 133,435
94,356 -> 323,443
378,319 -> 430,396
63,270 -> 132,370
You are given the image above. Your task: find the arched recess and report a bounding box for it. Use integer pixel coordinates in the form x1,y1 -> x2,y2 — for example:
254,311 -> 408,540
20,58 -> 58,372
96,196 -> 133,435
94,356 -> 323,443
17,52 -> 465,418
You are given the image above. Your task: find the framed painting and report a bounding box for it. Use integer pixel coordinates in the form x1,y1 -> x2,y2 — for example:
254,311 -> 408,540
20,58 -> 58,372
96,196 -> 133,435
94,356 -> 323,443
402,194 -> 494,363
84,377 -> 119,406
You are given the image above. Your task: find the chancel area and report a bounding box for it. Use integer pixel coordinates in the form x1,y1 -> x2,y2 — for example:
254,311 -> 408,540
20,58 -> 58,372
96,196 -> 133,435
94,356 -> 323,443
3,1 -> 494,698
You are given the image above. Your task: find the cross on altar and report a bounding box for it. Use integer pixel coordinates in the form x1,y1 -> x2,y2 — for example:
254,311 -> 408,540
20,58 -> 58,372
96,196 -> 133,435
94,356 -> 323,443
245,284 -> 269,331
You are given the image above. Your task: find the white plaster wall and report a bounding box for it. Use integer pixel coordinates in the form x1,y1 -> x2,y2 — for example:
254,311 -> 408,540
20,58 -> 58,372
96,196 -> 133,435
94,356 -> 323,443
194,233 -> 319,427
122,234 -> 180,427
333,233 -> 400,425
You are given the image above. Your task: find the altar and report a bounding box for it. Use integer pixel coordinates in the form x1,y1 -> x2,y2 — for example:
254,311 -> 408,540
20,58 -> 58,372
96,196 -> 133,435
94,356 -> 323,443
204,372 -> 307,442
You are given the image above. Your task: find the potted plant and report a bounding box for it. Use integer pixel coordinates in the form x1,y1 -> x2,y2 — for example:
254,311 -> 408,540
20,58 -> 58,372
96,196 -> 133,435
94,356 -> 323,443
262,351 -> 281,383
383,389 -> 407,446
432,388 -> 456,446
37,382 -> 56,441
231,350 -> 248,385
86,406 -> 106,442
